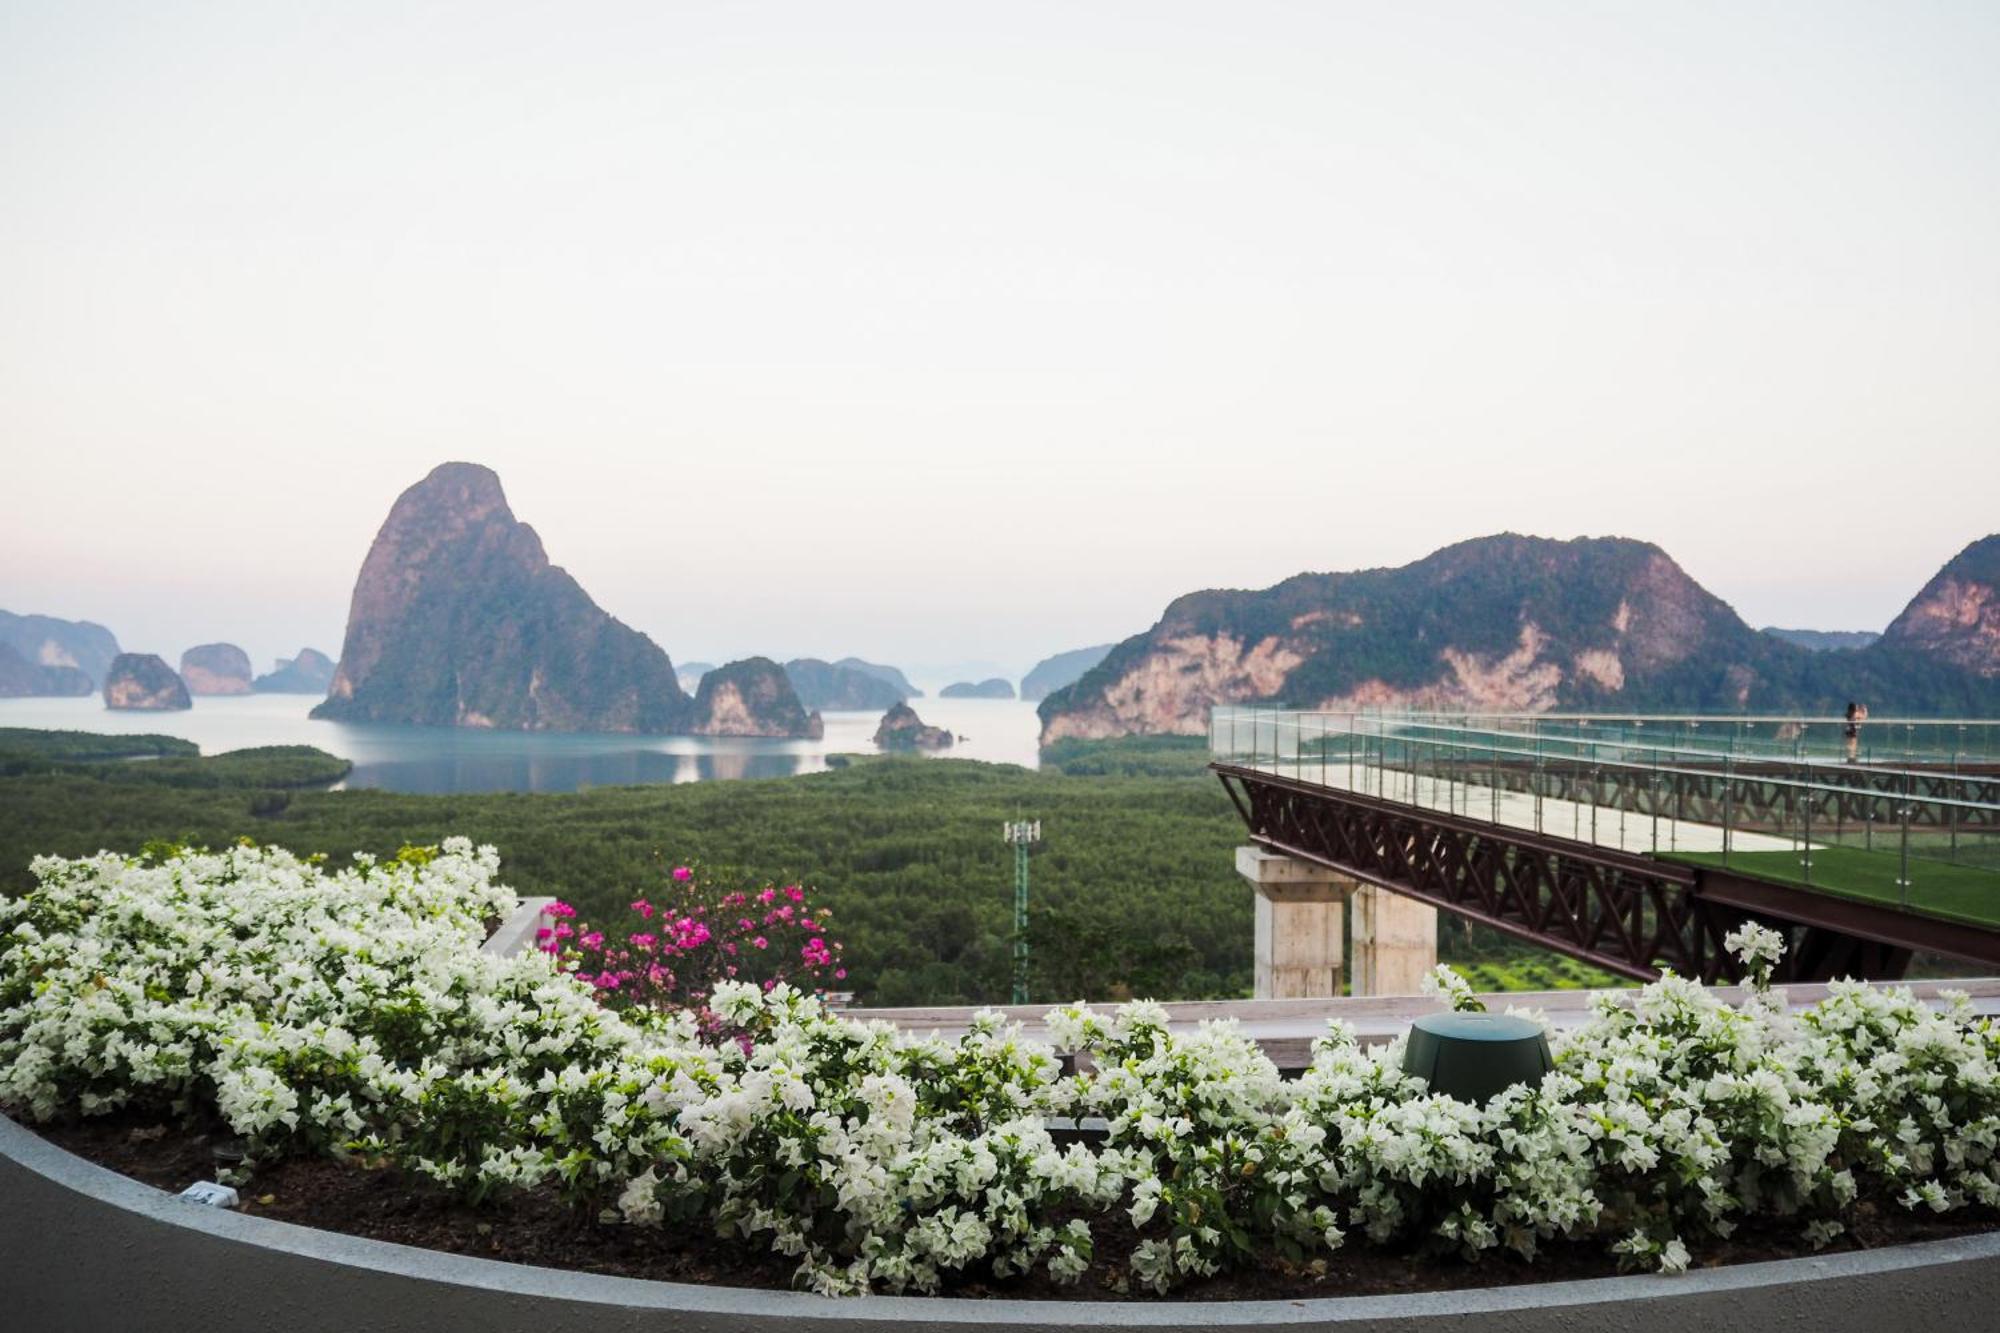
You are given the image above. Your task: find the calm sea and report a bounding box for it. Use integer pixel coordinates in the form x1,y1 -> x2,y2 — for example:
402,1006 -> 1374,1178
0,694 -> 1045,794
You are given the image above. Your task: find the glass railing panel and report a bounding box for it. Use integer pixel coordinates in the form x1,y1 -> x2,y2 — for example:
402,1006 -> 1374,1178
1206,709 -> 2000,917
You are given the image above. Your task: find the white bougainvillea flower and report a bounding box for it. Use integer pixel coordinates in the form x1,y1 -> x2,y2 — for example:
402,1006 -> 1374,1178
4,852 -> 1995,1294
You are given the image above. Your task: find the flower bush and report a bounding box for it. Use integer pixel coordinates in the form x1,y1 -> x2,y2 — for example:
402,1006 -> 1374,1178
3,840 -> 1998,1297
537,864 -> 845,1018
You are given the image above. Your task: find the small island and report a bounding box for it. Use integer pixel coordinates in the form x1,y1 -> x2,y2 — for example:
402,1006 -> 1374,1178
102,653 -> 193,711
872,701 -> 954,750
689,658 -> 824,739
253,647 -> 336,694
783,658 -> 909,711
939,677 -> 1015,700
179,643 -> 254,696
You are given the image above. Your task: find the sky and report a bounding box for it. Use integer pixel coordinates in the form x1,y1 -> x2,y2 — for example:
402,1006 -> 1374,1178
3,2 -> 1997,685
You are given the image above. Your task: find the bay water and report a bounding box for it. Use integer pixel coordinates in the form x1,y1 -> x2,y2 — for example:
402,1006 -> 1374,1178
0,694 -> 1046,794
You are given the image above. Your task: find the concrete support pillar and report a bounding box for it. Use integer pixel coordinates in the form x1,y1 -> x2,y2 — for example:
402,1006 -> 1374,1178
1236,847 -> 1357,999
1350,884 -> 1439,995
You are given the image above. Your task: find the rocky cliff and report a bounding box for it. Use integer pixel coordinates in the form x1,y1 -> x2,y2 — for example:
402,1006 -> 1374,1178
0,644 -> 92,697
253,648 -> 337,694
1879,536 -> 2000,678
1021,643 -> 1116,702
690,658 -> 822,738
784,658 -> 909,711
941,677 -> 1015,700
313,462 -> 694,732
103,653 -> 192,711
0,611 -> 121,691
1039,533 -> 2000,741
873,701 -> 953,750
179,643 -> 254,695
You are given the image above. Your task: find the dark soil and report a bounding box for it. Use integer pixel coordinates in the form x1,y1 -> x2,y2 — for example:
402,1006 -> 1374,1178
27,1113 -> 2000,1302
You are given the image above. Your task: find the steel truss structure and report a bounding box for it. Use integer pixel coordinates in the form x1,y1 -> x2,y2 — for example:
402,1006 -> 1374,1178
1214,764 -> 2000,984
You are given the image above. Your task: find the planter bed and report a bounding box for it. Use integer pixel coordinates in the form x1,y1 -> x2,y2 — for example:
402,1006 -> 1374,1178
12,843 -> 2000,1329
17,1111 -> 2000,1305
7,1114 -> 2000,1333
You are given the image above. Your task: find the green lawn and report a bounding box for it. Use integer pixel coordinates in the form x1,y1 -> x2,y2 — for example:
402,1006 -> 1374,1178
1662,845 -> 2000,930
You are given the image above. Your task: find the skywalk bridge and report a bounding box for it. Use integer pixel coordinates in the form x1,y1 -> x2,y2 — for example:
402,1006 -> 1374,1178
1210,709 -> 2000,984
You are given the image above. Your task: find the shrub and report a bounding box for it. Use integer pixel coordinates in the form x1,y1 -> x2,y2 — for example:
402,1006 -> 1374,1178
537,865 -> 847,1018
2,842 -> 1996,1297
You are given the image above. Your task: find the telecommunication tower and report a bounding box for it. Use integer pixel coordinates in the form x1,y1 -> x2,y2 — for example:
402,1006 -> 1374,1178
1002,820 -> 1040,1005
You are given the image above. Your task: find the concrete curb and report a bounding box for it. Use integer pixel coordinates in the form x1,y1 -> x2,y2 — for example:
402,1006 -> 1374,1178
3,1113 -> 1997,1332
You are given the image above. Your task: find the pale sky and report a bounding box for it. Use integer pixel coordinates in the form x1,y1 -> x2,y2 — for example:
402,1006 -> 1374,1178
3,2 -> 1996,684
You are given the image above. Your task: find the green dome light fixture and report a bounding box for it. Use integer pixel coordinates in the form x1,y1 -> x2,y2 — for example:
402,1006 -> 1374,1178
1402,1011 -> 1553,1104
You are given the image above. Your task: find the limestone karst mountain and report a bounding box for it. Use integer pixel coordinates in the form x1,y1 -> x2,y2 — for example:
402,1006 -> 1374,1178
0,611 -> 121,693
873,701 -> 953,750
179,643 -> 254,695
833,657 -> 922,700
102,653 -> 192,711
253,648 -> 337,694
940,678 -> 1015,700
689,659 -> 823,739
1038,533 -> 2000,742
0,643 -> 91,697
783,658 -> 911,711
1020,644 -> 1116,703
1878,535 -> 2000,678
312,462 -> 814,736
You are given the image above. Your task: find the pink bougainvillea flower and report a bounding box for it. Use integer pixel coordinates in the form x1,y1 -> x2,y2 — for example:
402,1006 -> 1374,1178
537,861 -> 844,1022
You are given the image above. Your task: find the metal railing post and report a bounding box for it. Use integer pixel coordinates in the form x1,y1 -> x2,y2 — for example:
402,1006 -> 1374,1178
1898,771 -> 1913,908
1721,753 -> 1734,863
1591,762 -> 1601,848
1490,744 -> 1500,825
1801,786 -> 1813,884
1533,732 -> 1545,835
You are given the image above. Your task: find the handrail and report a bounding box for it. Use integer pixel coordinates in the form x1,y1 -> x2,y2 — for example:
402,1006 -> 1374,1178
1216,710 -> 2000,815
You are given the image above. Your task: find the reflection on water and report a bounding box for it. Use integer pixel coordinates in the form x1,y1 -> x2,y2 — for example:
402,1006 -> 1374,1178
343,746 -> 811,794
0,693 -> 1045,794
